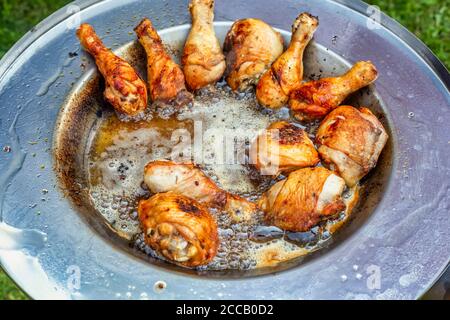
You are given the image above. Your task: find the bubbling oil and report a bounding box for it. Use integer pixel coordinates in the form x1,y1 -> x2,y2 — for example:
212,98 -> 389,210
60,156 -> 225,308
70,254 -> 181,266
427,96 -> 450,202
86,81 -> 358,270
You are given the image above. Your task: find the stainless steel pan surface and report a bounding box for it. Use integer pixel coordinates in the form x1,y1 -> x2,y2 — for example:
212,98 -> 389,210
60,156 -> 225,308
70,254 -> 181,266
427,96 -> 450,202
0,0 -> 448,299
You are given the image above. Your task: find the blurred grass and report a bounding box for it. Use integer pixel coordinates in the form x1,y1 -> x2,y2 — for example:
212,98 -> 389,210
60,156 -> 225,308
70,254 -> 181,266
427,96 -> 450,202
0,267 -> 28,300
0,0 -> 71,57
368,0 -> 449,68
0,0 -> 448,300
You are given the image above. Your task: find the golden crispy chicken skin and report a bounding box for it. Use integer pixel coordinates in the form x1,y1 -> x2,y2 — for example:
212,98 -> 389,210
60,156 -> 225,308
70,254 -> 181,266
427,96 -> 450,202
182,0 -> 226,90
138,192 -> 218,267
289,61 -> 378,120
251,121 -> 319,175
135,18 -> 193,107
259,167 -> 346,232
77,24 -> 148,116
316,106 -> 388,187
223,18 -> 284,91
256,13 -> 319,109
144,160 -> 258,222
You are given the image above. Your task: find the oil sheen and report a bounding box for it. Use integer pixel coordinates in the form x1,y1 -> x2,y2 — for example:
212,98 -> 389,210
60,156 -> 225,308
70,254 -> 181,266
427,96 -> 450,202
86,80 -> 358,270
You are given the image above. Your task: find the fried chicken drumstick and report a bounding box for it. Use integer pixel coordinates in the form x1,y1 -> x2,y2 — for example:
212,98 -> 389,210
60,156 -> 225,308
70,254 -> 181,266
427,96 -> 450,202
251,121 -> 319,175
77,23 -> 148,116
259,167 -> 346,232
143,160 -> 258,222
316,105 -> 388,187
182,0 -> 226,90
223,18 -> 284,91
289,61 -> 378,120
256,13 -> 319,109
135,18 -> 193,108
138,192 -> 218,267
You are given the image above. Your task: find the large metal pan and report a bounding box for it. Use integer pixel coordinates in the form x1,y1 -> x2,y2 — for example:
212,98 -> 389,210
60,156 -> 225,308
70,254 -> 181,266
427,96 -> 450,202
0,0 -> 448,300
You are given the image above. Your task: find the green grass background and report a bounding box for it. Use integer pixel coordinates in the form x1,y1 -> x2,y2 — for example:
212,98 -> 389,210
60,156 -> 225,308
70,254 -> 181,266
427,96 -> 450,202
0,0 -> 448,300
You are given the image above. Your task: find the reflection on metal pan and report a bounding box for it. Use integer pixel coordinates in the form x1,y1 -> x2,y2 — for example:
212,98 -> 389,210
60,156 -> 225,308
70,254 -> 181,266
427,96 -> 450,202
0,0 -> 448,300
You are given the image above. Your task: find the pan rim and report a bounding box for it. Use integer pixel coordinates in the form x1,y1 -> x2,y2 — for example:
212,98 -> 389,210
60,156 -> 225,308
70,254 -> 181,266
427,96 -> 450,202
0,0 -> 448,300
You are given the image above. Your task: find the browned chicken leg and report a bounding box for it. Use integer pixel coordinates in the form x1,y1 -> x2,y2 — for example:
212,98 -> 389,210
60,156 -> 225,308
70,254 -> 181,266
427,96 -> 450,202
143,160 -> 258,222
256,13 -> 319,109
139,192 -> 219,267
316,106 -> 388,187
223,18 -> 284,91
135,18 -> 193,107
289,61 -> 378,120
259,167 -> 346,232
182,0 -> 226,90
250,121 -> 319,175
77,24 -> 148,116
